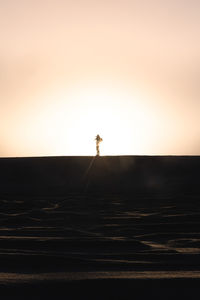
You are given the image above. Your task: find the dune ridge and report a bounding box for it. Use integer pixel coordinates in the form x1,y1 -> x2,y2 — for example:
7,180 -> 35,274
0,156 -> 199,195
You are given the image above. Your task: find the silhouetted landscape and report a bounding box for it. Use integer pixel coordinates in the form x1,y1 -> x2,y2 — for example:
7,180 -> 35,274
0,156 -> 200,299
1,0 -> 199,298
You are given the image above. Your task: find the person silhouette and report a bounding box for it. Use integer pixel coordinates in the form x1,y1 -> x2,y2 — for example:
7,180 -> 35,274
95,134 -> 103,156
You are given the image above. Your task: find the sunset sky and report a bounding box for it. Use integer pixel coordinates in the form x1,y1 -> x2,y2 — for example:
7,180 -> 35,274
0,0 -> 200,156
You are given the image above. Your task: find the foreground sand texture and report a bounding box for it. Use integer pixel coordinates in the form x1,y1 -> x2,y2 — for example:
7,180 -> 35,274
0,156 -> 200,299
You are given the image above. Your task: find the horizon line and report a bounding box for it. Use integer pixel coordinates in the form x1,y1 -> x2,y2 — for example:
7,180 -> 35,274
0,154 -> 200,159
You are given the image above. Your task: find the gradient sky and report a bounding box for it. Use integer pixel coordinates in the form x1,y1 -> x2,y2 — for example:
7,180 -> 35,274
0,0 -> 200,156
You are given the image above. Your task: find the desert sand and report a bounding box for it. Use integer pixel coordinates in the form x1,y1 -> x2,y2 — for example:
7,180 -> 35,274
0,156 -> 200,299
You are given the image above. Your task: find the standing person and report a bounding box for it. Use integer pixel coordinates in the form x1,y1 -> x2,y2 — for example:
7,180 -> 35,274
95,134 -> 103,156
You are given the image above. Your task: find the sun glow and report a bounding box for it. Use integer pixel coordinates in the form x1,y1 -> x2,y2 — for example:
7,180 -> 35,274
29,81 -> 159,156
7,79 -> 163,157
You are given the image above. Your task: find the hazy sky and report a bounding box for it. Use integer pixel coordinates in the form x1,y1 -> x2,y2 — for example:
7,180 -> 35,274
0,0 -> 200,156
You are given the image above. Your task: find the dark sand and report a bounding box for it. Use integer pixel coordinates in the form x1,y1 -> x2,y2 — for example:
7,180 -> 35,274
0,156 -> 200,299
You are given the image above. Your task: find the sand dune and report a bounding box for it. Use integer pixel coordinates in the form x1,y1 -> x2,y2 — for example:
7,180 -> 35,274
0,156 -> 200,298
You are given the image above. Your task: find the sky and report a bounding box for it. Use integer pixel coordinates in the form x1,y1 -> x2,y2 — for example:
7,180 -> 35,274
0,0 -> 200,156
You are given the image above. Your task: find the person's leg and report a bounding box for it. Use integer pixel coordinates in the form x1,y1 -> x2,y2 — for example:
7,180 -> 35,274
96,145 -> 99,156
